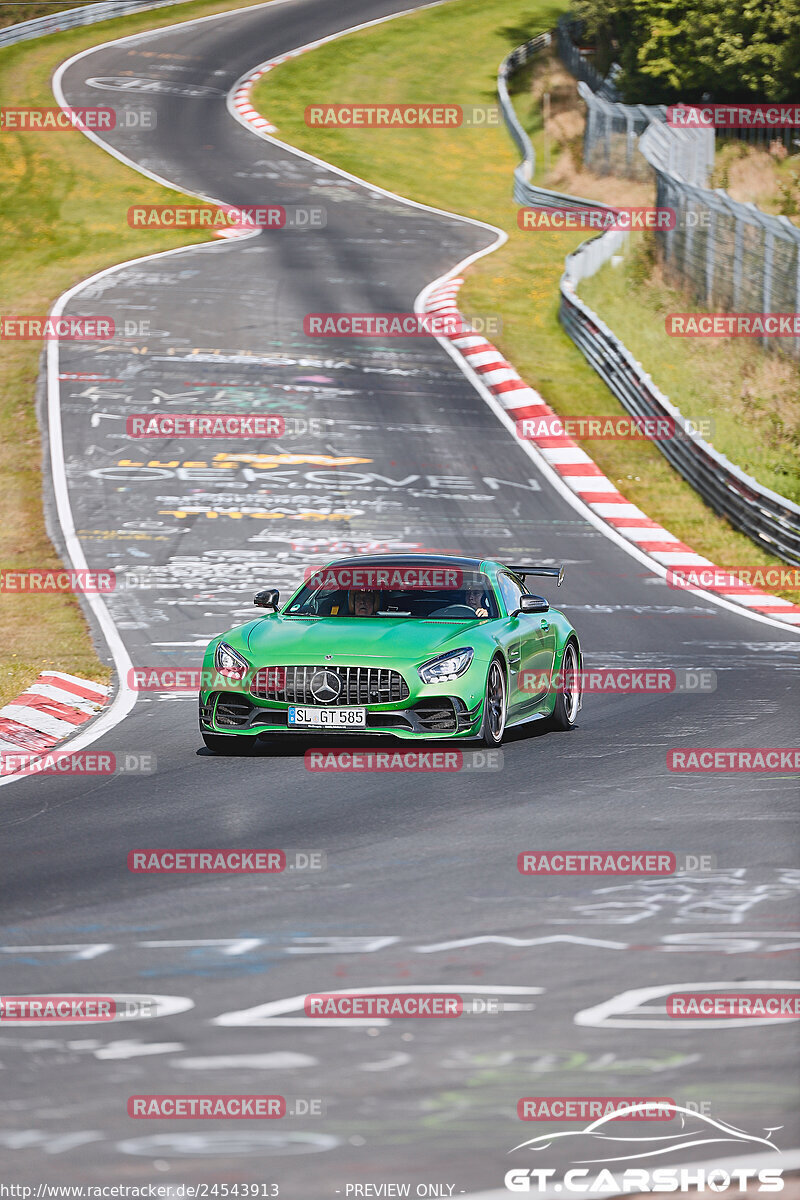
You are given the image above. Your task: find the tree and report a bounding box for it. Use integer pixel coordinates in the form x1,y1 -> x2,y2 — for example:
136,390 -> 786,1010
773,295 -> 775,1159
571,0 -> 800,102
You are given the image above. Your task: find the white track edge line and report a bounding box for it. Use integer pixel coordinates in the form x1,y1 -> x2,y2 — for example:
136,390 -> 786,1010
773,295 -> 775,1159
6,0 -> 795,792
227,16 -> 800,636
3,0 -> 465,789
419,305 -> 800,635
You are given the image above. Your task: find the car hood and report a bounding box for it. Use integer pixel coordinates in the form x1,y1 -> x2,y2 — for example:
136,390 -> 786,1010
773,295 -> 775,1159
241,615 -> 488,663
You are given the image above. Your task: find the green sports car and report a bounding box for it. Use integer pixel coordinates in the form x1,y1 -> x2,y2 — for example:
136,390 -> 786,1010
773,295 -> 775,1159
198,554 -> 581,752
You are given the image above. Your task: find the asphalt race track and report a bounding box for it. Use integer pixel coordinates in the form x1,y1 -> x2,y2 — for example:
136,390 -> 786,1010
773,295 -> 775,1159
1,0 -> 799,1193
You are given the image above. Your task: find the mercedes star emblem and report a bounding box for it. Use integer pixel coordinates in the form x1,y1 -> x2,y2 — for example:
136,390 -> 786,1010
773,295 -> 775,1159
310,669 -> 341,704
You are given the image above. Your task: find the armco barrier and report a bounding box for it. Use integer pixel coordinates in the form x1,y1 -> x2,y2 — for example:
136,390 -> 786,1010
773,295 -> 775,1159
0,0 -> 195,48
562,21 -> 798,364
497,31 -> 610,213
498,32 -> 800,565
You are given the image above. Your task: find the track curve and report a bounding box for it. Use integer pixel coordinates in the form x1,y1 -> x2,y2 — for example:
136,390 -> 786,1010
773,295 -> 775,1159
2,0 -> 798,1192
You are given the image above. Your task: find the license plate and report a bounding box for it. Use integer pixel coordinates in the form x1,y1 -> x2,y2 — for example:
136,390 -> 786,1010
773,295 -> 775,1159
288,706 -> 367,728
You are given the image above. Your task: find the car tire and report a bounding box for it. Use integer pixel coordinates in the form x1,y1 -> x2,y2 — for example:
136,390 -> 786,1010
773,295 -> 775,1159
547,639 -> 581,731
479,657 -> 507,747
201,733 -> 252,754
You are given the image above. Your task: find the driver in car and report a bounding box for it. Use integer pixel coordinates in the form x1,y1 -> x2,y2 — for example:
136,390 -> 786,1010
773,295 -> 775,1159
348,588 -> 382,617
464,584 -> 489,618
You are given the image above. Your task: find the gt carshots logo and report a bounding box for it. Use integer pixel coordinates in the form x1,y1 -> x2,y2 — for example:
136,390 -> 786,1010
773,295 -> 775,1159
505,1105 -> 784,1192
503,1168 -> 784,1192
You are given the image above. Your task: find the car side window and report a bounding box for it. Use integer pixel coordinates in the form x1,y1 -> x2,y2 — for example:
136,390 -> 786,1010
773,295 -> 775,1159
497,572 -> 524,615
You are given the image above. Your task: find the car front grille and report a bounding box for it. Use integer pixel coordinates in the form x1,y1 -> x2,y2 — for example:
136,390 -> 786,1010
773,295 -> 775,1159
251,665 -> 410,706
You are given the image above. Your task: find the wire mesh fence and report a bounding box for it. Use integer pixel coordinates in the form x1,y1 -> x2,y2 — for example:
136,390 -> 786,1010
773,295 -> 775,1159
555,18 -> 609,95
639,128 -> 800,360
576,83 -> 660,181
719,126 -> 800,152
497,28 -> 800,562
556,21 -> 800,362
578,85 -> 715,186
560,257 -> 800,564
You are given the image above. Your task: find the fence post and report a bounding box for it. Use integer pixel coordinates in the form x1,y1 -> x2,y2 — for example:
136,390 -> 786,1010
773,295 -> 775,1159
732,214 -> 744,309
762,230 -> 774,351
663,174 -> 676,268
684,196 -> 695,280
626,111 -> 635,169
705,208 -> 716,306
585,92 -> 596,171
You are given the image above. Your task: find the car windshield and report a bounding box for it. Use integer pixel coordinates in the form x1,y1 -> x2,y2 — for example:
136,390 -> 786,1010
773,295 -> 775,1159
284,569 -> 500,619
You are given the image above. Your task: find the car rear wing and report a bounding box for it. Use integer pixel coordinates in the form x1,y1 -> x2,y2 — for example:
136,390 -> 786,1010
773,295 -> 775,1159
505,564 -> 565,587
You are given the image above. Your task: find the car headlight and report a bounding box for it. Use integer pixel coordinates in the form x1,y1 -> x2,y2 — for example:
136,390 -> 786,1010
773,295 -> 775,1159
418,647 -> 474,684
214,642 -> 249,682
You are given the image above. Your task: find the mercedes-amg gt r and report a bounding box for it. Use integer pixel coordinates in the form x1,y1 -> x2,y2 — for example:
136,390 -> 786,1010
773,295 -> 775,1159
198,554 -> 581,751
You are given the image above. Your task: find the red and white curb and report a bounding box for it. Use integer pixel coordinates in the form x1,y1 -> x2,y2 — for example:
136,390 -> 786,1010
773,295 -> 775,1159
0,672 -> 109,756
223,49 -> 313,238
224,18 -> 800,633
231,64 -> 279,134
230,45 -> 316,139
426,278 -> 800,626
230,54 -> 799,628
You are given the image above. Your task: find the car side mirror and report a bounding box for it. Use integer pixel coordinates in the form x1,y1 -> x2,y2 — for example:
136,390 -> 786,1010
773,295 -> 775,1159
254,588 -> 279,611
517,593 -> 549,614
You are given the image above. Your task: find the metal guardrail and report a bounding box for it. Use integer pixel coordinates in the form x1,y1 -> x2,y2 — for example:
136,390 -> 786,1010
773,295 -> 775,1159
561,22 -> 799,363
561,240 -> 800,564
0,0 -> 195,48
497,32 -> 612,213
497,32 -> 800,565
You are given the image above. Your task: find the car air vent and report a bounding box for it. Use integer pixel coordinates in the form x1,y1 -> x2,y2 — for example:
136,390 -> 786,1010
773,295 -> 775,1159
199,694 -> 217,726
411,701 -> 457,732
215,693 -> 253,728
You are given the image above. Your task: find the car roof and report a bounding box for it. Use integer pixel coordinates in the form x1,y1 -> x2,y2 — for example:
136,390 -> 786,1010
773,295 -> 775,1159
322,553 -> 494,571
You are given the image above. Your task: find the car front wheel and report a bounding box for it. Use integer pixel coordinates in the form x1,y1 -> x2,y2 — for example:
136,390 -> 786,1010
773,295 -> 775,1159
479,657 -> 507,746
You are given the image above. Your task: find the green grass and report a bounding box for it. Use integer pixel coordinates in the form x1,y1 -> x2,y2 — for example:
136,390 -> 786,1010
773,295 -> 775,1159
0,0 -> 278,706
579,237 -> 800,505
252,0 -> 800,603
712,139 -> 800,221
